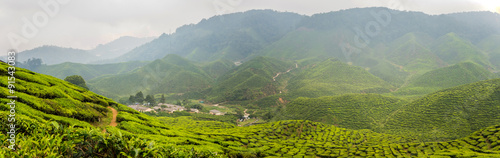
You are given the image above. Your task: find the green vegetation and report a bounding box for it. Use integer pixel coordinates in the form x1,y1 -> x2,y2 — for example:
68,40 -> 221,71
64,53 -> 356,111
89,54 -> 218,100
2,62 -> 500,157
478,34 -> 500,69
385,78 -> 500,141
33,61 -> 150,80
286,58 -> 394,98
5,9 -> 500,157
432,33 -> 491,67
278,78 -> 500,142
278,94 -> 407,132
206,56 -> 294,102
394,62 -> 497,95
64,75 -> 89,90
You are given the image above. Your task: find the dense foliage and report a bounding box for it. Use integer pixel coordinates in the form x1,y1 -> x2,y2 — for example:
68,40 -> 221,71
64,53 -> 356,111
64,75 -> 89,90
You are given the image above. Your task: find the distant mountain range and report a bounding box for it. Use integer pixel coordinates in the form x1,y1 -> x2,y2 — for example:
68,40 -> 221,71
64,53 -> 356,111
6,36 -> 155,65
44,8 -> 491,103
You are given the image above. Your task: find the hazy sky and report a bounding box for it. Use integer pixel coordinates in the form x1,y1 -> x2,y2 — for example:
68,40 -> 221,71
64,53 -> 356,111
2,0 -> 499,52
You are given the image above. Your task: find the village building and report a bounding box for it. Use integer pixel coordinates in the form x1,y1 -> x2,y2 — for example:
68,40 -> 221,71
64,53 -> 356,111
190,108 -> 200,113
128,105 -> 154,113
209,109 -> 224,115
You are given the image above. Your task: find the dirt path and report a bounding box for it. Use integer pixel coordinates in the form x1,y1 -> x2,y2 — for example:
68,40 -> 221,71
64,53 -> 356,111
273,63 -> 299,82
108,107 -> 118,127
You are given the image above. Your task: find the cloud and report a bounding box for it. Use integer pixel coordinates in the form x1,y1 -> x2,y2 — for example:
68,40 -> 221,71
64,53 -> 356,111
0,0 -> 492,52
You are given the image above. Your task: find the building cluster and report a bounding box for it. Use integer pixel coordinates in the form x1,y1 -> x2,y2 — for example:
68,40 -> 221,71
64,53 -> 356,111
128,103 -> 186,113
127,103 -> 211,114
209,109 -> 224,115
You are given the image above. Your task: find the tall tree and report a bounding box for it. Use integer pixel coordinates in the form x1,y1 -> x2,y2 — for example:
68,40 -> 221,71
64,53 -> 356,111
26,58 -> 43,70
145,95 -> 156,106
128,95 -> 135,104
64,75 -> 89,90
135,91 -> 144,104
160,94 -> 166,104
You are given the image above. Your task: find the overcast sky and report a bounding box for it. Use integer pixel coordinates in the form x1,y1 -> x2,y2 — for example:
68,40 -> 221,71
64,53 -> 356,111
2,0 -> 499,52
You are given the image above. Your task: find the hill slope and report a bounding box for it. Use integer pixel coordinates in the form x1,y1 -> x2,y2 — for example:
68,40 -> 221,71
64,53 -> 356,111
279,94 -> 407,132
89,54 -> 217,99
206,56 -> 294,102
1,62 -> 500,157
386,78 -> 500,141
432,33 -> 491,67
32,61 -> 150,81
111,10 -> 303,63
394,62 -> 497,95
286,58 -> 394,98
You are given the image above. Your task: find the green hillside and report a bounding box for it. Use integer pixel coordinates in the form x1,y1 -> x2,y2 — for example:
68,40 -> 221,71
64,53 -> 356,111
278,94 -> 407,132
112,10 -> 303,63
201,59 -> 236,79
33,61 -> 150,80
89,54 -> 215,100
385,32 -> 444,72
385,78 -> 500,141
286,58 -> 394,98
367,60 -> 410,87
478,34 -> 500,70
206,56 -> 294,102
278,78 -> 500,142
259,29 -> 353,61
394,62 -> 497,95
2,62 -> 500,157
432,33 -> 491,67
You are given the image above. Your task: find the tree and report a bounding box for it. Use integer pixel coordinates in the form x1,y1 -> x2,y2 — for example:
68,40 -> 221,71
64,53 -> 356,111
190,104 -> 203,110
18,58 -> 43,70
135,91 -> 144,104
182,99 -> 189,106
128,95 -> 135,104
64,75 -> 89,90
160,94 -> 166,104
235,110 -> 244,119
145,95 -> 156,106
26,58 -> 43,70
263,112 -> 274,120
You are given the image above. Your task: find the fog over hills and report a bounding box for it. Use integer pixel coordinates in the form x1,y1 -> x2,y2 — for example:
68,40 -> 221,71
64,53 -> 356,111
4,36 -> 155,65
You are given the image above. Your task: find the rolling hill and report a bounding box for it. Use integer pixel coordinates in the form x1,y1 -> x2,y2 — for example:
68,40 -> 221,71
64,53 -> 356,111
5,36 -> 155,65
286,58 -> 394,98
206,56 -> 294,102
394,62 -> 498,95
478,34 -> 500,70
384,32 -> 444,72
277,78 -> 500,143
278,94 -> 407,132
13,46 -> 95,65
110,10 -> 303,63
2,55 -> 500,157
88,54 -> 221,100
385,78 -> 500,141
32,61 -> 150,81
432,33 -> 491,67
88,36 -> 156,62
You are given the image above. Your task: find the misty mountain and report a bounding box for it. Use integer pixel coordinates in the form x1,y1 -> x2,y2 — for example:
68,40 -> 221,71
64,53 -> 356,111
102,8 -> 500,65
14,46 -> 94,65
9,36 -> 155,65
108,10 -> 303,63
88,36 -> 156,62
